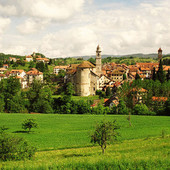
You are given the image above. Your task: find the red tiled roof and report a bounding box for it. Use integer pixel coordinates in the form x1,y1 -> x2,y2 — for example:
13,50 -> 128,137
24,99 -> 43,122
27,68 -> 43,75
152,96 -> 168,102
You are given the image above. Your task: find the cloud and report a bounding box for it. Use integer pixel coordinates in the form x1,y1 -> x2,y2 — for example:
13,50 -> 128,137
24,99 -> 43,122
39,27 -> 98,58
1,0 -> 170,56
0,4 -> 17,16
17,18 -> 49,34
0,17 -> 11,34
0,0 -> 85,21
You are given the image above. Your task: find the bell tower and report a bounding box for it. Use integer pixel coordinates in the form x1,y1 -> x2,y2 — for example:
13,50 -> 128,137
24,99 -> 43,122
96,45 -> 102,75
158,48 -> 162,62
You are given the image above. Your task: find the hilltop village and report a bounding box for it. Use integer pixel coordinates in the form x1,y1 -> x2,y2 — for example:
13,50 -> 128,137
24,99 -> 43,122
0,46 -> 169,115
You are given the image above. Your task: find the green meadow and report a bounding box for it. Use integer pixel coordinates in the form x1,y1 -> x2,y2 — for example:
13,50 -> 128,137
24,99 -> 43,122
0,114 -> 170,169
0,114 -> 169,150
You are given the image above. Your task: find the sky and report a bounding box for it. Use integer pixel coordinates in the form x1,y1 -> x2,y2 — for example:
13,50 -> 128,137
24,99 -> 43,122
0,0 -> 170,58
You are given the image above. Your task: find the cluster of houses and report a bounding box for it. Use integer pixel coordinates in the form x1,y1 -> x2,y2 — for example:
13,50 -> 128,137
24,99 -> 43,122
0,47 -> 169,108
52,46 -> 169,107
0,54 -> 47,88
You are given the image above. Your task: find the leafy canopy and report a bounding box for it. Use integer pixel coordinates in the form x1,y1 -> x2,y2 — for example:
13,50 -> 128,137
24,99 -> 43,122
91,120 -> 120,154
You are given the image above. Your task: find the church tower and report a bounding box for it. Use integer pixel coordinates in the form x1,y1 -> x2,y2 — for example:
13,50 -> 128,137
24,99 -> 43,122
158,48 -> 162,62
96,45 -> 102,75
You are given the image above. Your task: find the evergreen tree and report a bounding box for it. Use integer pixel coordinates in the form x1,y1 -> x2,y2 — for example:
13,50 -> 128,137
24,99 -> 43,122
152,67 -> 157,81
135,72 -> 141,80
157,59 -> 166,83
166,69 -> 170,81
106,87 -> 111,97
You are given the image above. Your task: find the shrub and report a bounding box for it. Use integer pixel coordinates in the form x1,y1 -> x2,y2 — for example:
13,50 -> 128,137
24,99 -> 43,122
22,119 -> 38,133
0,130 -> 36,161
132,104 -> 149,115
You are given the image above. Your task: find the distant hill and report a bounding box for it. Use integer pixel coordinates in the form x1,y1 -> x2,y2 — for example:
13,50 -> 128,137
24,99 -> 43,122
72,53 -> 159,60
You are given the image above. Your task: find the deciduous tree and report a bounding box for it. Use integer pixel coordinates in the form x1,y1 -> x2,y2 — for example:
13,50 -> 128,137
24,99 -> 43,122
91,120 -> 120,154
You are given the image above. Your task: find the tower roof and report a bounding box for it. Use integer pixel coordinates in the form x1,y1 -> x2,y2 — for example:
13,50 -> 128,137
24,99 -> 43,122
158,48 -> 162,52
77,61 -> 95,68
96,45 -> 101,52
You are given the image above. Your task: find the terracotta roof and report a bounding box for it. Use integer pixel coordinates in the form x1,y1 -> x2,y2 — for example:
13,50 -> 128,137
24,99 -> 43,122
36,58 -> 49,61
27,68 -> 43,75
152,96 -> 168,102
54,65 -> 68,69
69,64 -> 79,70
0,74 -> 5,77
111,69 -> 124,75
132,88 -> 147,93
77,61 -> 95,68
16,76 -> 23,79
0,68 -> 7,71
26,55 -> 32,58
10,70 -> 24,73
163,66 -> 170,71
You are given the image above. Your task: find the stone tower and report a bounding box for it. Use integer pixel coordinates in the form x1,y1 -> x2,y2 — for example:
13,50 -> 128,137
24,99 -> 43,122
96,45 -> 102,75
158,48 -> 162,62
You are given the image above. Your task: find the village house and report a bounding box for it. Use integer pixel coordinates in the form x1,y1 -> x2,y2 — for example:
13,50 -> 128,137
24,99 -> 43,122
104,96 -> 119,108
9,69 -> 26,78
53,65 -> 69,74
108,69 -> 124,82
131,88 -> 147,105
26,68 -> 43,84
16,76 -> 28,89
26,55 -> 33,62
3,64 -> 9,69
98,75 -> 111,90
0,74 -> 7,81
0,68 -> 7,74
9,57 -> 17,62
36,58 -> 49,63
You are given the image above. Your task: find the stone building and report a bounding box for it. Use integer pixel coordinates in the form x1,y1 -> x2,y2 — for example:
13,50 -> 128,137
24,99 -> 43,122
66,45 -> 103,96
158,48 -> 162,61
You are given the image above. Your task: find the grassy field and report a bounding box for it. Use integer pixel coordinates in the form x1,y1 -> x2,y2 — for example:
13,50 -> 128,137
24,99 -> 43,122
0,136 -> 169,169
0,114 -> 170,169
0,114 -> 169,150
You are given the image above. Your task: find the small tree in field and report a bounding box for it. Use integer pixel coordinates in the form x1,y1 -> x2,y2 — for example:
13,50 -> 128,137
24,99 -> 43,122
22,119 -> 38,133
91,120 -> 120,154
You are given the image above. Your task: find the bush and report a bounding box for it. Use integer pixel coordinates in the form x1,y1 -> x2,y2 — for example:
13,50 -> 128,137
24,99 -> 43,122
132,104 -> 150,115
0,130 -> 36,161
22,119 -> 38,133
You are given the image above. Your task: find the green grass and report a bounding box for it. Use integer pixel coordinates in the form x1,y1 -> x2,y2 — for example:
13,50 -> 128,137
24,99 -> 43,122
52,95 -> 100,101
0,136 -> 169,169
0,114 -> 169,151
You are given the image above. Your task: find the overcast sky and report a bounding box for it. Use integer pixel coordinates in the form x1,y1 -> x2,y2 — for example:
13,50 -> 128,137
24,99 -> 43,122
0,0 -> 169,58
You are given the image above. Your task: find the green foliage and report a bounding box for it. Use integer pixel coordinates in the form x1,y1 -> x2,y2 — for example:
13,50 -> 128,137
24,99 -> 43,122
132,104 -> 150,115
7,94 -> 27,113
22,119 -> 38,133
117,100 -> 129,115
164,99 -> 170,116
88,57 -> 95,65
0,94 -> 5,112
106,87 -> 111,97
91,120 -> 120,154
36,61 -> 47,72
135,73 -> 141,80
123,74 -> 127,80
27,80 -> 53,113
91,104 -> 110,115
0,130 -> 36,161
63,82 -> 75,96
157,59 -> 166,83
